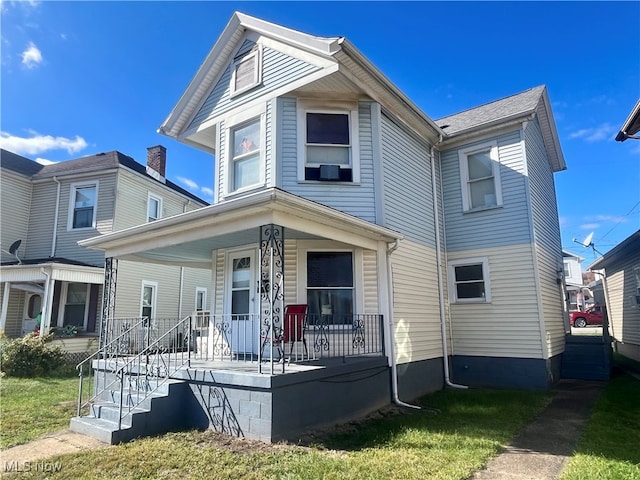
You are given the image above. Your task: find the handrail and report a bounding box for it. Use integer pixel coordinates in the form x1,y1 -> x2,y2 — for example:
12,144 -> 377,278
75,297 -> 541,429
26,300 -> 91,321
112,315 -> 192,429
76,317 -> 150,416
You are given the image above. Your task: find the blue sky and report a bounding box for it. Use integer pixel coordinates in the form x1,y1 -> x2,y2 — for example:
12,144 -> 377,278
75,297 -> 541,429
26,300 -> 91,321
1,1 -> 639,260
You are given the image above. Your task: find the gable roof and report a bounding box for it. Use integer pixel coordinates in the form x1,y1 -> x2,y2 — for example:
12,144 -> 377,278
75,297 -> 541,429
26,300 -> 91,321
159,12 -> 445,146
1,149 -> 208,205
436,86 -> 566,172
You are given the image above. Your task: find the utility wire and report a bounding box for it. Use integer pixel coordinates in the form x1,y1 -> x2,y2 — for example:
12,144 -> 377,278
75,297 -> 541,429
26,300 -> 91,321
597,200 -> 640,244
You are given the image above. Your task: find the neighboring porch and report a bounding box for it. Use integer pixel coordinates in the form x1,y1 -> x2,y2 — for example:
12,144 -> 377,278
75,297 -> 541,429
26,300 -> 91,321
0,260 -> 103,355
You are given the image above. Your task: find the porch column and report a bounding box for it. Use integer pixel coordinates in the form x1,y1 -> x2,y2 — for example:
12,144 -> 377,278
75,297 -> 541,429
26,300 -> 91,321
40,270 -> 55,338
0,282 -> 10,333
100,257 -> 118,349
259,224 -> 285,365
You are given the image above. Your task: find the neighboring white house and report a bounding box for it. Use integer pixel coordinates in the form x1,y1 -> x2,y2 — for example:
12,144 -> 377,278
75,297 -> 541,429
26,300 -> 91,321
72,13 -> 568,443
0,147 -> 212,357
589,230 -> 640,362
563,249 -> 593,311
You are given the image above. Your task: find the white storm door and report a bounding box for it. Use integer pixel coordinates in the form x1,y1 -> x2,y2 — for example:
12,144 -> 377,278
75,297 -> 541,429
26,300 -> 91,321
226,249 -> 259,355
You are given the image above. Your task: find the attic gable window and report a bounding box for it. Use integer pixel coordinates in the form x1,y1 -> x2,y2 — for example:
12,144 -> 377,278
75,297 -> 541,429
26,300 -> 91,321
458,140 -> 503,212
230,46 -> 262,96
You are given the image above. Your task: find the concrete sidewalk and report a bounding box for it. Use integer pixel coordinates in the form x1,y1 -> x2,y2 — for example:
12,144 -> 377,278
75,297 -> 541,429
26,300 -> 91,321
472,379 -> 605,480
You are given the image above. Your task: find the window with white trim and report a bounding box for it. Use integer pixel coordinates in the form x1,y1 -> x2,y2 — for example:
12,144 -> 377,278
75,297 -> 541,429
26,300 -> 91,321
141,281 -> 157,326
230,45 -> 262,96
298,102 -> 359,182
458,141 -> 502,211
195,287 -> 207,312
306,251 -> 354,325
147,193 -> 162,222
448,258 -> 491,303
68,182 -> 98,230
229,117 -> 262,192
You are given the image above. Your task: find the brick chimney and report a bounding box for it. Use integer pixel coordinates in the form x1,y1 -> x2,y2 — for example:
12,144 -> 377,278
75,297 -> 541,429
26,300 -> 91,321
146,145 -> 166,177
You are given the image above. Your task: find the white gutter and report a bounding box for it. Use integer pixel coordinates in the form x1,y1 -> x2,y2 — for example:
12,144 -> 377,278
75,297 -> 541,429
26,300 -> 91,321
50,176 -> 61,257
431,139 -> 467,390
386,239 -> 421,410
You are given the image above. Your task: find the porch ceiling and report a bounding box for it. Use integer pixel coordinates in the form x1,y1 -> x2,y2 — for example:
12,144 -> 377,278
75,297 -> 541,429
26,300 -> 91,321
80,188 -> 401,268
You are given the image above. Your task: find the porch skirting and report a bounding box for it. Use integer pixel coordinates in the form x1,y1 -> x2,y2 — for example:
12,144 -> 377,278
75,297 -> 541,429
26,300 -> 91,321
177,357 -> 391,443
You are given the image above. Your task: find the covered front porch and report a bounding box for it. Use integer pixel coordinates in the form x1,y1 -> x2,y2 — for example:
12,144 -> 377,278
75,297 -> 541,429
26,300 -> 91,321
72,189 -> 401,442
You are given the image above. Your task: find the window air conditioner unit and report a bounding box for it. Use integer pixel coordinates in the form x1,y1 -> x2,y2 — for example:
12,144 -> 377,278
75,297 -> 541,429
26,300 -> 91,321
319,164 -> 340,181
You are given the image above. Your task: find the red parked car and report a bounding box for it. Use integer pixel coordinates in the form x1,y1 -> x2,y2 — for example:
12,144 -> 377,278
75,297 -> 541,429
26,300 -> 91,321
570,305 -> 604,328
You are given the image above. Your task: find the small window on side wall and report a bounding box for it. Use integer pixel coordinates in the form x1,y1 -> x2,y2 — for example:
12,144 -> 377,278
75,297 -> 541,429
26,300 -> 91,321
458,141 -> 502,212
68,182 -> 98,230
147,193 -> 162,222
230,46 -> 262,96
448,258 -> 491,303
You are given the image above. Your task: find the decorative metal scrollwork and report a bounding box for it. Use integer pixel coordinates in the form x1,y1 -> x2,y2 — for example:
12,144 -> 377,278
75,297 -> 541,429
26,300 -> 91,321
259,224 -> 285,357
352,317 -> 366,351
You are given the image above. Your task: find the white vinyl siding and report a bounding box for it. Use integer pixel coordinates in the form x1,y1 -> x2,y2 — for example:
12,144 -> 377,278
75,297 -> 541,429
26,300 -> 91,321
113,169 -> 204,232
26,173 -> 116,265
281,98 -> 376,222
0,288 -> 25,338
448,244 -> 543,359
391,240 -> 443,363
113,263 -> 179,319
0,170 -> 32,263
599,256 -> 640,348
524,120 -> 566,357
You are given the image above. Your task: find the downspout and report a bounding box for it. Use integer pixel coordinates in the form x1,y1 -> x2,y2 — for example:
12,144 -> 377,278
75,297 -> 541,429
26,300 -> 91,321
431,138 -> 468,389
387,239 -> 421,409
50,176 -> 61,257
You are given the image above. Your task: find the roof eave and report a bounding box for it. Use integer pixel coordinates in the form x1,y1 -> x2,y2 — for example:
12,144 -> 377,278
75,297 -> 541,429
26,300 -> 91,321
615,99 -> 640,142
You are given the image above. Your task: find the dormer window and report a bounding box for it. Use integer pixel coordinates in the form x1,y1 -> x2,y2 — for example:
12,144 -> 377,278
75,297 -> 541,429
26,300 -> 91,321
230,45 -> 262,96
298,101 -> 360,183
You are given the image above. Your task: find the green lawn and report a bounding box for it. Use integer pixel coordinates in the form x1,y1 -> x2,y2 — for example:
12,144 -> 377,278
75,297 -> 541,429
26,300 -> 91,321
560,357 -> 640,480
1,387 -> 550,480
0,375 -> 79,449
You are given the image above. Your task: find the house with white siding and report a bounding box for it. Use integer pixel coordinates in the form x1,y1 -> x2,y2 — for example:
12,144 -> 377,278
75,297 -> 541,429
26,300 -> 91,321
71,12 -> 568,444
589,230 -> 640,362
0,147 -> 211,358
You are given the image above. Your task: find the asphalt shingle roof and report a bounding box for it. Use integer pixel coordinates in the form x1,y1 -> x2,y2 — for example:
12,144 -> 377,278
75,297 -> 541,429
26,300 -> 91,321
436,86 -> 546,136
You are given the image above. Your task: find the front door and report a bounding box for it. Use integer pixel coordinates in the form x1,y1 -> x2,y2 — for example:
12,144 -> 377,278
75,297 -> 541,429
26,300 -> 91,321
226,249 -> 259,355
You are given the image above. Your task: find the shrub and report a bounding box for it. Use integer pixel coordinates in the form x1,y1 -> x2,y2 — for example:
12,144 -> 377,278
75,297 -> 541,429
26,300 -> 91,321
0,333 -> 65,377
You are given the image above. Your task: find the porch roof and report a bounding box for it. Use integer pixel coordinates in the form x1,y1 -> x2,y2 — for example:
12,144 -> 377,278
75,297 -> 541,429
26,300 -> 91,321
0,261 -> 104,285
79,188 -> 402,268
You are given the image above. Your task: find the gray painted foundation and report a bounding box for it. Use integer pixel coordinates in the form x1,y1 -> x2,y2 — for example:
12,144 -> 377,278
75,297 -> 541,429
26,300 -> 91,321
451,355 -> 560,390
395,357 -> 444,401
176,357 -> 391,443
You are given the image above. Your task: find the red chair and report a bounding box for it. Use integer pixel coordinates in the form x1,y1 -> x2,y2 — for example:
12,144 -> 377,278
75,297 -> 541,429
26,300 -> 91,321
279,304 -> 308,359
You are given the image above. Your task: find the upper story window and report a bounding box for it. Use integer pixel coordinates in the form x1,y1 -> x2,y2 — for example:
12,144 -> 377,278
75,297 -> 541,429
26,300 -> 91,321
68,181 -> 98,230
230,45 -> 262,97
448,257 -> 491,303
458,141 -> 502,212
147,193 -> 162,222
230,117 -> 262,192
298,101 -> 360,183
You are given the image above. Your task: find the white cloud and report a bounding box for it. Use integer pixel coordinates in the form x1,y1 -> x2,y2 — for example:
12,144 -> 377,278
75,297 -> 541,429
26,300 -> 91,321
201,187 -> 214,198
568,123 -> 616,142
35,157 -> 58,165
593,215 -> 627,223
21,41 -> 42,68
580,223 -> 600,230
0,130 -> 87,155
176,176 -> 198,190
